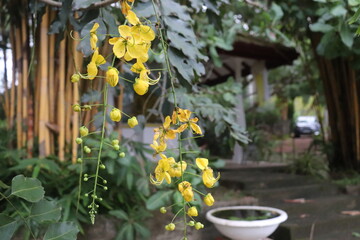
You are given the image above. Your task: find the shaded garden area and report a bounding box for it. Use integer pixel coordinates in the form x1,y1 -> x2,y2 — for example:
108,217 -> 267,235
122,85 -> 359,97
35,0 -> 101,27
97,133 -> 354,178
0,0 -> 360,239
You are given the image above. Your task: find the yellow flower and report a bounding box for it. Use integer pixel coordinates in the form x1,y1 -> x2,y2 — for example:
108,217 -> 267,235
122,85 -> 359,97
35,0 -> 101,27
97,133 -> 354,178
120,0 -> 131,15
130,61 -> 146,74
178,181 -> 194,202
106,67 -> 119,87
168,159 -> 187,178
71,73 -> 80,83
187,207 -> 198,217
127,116 -> 138,128
87,48 -> 106,80
133,79 -> 149,95
150,155 -> 172,185
175,108 -> 202,135
110,108 -> 122,122
109,25 -> 148,60
79,126 -> 89,137
196,158 -> 220,188
204,193 -> 215,206
150,140 -> 167,154
72,104 -> 81,112
126,10 -> 141,25
90,23 -> 99,50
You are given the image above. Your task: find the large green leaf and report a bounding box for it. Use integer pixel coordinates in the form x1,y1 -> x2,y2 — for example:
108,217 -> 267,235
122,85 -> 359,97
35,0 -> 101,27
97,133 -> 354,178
29,200 -> 62,223
309,22 -> 334,33
133,222 -> 150,238
0,214 -> 17,240
161,0 -> 191,21
11,175 -> 44,203
43,222 -> 79,240
146,190 -> 172,210
109,210 -> 128,220
340,23 -> 354,48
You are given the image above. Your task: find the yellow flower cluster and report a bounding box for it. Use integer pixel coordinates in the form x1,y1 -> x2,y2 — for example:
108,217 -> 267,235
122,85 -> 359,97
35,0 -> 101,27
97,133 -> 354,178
150,107 -> 220,231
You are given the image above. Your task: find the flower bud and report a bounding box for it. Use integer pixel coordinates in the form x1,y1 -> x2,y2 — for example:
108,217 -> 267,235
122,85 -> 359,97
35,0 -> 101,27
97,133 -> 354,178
119,152 -> 126,158
160,207 -> 167,214
72,104 -> 81,112
188,221 -> 195,226
166,223 -> 175,231
127,116 -> 138,128
113,145 -> 120,151
204,193 -> 215,206
75,138 -> 83,144
84,146 -> 91,153
112,139 -> 119,146
83,105 -> 92,111
100,164 -> 106,169
80,126 -> 89,137
71,73 -> 80,83
187,206 -> 198,217
110,108 -> 122,122
195,222 -> 204,230
77,158 -> 82,163
106,67 -> 119,87
133,79 -> 149,95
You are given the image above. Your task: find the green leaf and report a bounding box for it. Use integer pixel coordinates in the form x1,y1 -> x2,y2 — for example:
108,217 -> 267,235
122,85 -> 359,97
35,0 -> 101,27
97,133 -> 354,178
168,31 -> 203,60
0,214 -> 17,240
116,223 -> 133,240
270,2 -> 284,23
349,7 -> 360,24
11,175 -> 44,202
146,190 -> 172,210
161,0 -> 191,21
29,200 -> 62,223
309,22 -> 334,33
164,16 -> 196,39
109,210 -> 129,220
0,180 -> 9,189
43,222 -> 79,240
48,0 -> 72,34
168,47 -> 194,82
340,23 -> 354,48
73,0 -> 97,9
126,171 -> 133,190
136,178 -> 150,196
133,222 -> 150,238
330,5 -> 347,17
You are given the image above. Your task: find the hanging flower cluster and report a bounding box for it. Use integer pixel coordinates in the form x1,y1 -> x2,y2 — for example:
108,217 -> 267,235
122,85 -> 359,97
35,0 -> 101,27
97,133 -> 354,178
70,1 -> 160,224
150,108 -> 220,232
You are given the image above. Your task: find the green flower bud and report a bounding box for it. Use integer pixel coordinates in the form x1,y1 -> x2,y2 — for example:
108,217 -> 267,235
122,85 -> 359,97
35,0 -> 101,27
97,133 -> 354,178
188,221 -> 195,226
112,139 -> 119,146
119,152 -> 126,158
71,73 -> 80,83
72,104 -> 81,112
79,126 -> 89,137
113,144 -> 120,151
77,158 -> 82,163
75,137 -> 83,144
160,207 -> 167,214
100,164 -> 106,169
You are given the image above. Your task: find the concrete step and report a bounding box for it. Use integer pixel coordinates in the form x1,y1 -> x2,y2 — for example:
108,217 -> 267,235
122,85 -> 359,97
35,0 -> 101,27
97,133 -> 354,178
272,210 -> 360,239
221,171 -> 317,190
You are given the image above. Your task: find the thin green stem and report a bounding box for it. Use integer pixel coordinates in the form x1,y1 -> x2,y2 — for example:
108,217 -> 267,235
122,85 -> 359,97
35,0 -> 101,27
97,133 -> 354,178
192,188 -> 206,197
89,83 -> 108,224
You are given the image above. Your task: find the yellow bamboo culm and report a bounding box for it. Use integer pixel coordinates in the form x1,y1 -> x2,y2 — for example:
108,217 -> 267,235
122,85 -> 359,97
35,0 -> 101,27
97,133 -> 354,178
15,26 -> 23,149
38,9 -> 51,157
21,13 -> 29,154
58,39 -> 66,161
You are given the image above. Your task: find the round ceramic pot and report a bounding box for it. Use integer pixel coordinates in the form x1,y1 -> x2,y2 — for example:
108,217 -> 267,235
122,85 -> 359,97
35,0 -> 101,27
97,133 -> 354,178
206,206 -> 288,240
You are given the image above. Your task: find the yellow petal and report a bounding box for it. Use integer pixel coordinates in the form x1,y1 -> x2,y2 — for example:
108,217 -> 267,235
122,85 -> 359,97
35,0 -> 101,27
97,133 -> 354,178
163,116 -> 171,129
90,34 -> 98,50
139,25 -> 155,41
150,174 -> 162,185
110,108 -> 122,122
126,10 -> 140,25
113,40 -> 126,58
165,130 -> 176,140
176,124 -> 188,133
106,67 -> 119,87
183,188 -> 194,202
133,79 -> 149,95
165,172 -> 172,184
119,25 -> 132,37
120,0 -> 131,15
90,22 -> 99,33
187,207 -> 198,217
95,54 -> 106,66
87,61 -> 97,80
109,37 -> 121,45
196,158 -> 208,170
190,122 -> 202,135
130,61 -> 146,74
204,193 -> 215,206
126,44 -> 145,59
202,168 -> 220,188
124,52 -> 133,61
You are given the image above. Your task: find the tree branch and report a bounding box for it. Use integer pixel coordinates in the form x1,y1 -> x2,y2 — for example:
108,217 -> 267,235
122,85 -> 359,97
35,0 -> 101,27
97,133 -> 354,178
37,0 -> 118,11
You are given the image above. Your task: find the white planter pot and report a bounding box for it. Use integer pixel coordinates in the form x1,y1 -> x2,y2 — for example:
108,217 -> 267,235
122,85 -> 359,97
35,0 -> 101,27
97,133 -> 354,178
206,206 -> 288,240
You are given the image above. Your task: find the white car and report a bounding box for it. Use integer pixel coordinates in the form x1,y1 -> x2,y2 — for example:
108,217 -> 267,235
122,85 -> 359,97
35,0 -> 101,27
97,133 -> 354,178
293,116 -> 320,137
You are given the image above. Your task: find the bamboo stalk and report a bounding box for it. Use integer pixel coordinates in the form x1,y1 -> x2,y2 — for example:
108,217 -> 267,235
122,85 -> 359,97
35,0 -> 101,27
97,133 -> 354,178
58,39 -> 66,161
38,9 -> 51,157
21,12 -> 29,153
9,28 -> 16,130
15,26 -> 23,149
48,11 -> 56,154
